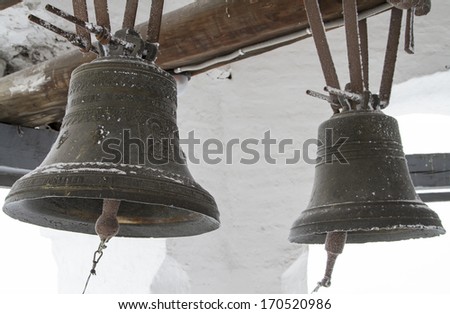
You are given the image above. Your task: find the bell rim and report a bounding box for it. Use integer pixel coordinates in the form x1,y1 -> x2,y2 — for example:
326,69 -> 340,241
4,162 -> 220,238
289,224 -> 446,244
3,194 -> 220,238
289,199 -> 446,244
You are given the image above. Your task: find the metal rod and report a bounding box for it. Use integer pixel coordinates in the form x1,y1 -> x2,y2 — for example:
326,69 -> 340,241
46,4 -> 111,45
45,5 -> 132,51
379,8 -> 403,109
72,0 -> 91,52
325,86 -> 362,102
147,0 -> 165,43
46,4 -> 87,29
28,14 -> 98,54
94,0 -> 111,31
359,19 -> 369,91
343,0 -> 363,102
123,0 -> 139,30
306,89 -> 333,103
29,14 -> 77,42
405,7 -> 415,54
304,0 -> 340,113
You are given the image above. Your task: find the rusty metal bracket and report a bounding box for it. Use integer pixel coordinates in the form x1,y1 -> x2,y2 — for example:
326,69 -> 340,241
144,0 -> 165,61
305,0 -> 430,112
379,8 -> 403,109
405,7 -> 415,54
359,19 -> 369,91
72,0 -> 91,52
147,0 -> 165,43
123,0 -> 139,30
303,0 -> 341,113
93,0 -> 111,31
343,0 -> 364,102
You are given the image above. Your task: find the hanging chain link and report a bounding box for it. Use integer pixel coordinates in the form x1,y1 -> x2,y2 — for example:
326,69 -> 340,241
82,240 -> 107,294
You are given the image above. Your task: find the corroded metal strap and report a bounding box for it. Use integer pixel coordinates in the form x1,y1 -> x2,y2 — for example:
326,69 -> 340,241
343,0 -> 363,98
72,0 -> 91,52
94,0 -> 111,31
147,0 -> 165,43
359,19 -> 369,91
304,0 -> 340,113
379,8 -> 403,109
405,8 -> 415,54
123,0 -> 139,30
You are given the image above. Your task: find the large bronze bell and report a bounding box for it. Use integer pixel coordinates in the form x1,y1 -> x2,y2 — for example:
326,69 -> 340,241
3,56 -> 220,238
289,110 -> 445,244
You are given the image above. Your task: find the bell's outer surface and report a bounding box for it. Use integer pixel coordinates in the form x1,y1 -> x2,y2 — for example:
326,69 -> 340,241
3,56 -> 220,238
289,110 -> 445,244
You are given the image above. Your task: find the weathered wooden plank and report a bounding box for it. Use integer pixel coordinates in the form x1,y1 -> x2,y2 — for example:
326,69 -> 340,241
0,122 -> 58,187
407,153 -> 450,188
0,0 -> 21,10
0,0 -> 389,127
418,192 -> 450,203
406,153 -> 450,203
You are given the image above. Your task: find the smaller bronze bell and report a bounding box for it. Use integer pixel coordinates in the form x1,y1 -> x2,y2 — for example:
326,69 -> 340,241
289,110 -> 445,244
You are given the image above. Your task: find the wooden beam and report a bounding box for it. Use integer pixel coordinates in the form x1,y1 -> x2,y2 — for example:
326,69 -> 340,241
417,192 -> 450,203
0,0 -> 21,10
0,0 -> 388,127
0,122 -> 58,187
407,153 -> 450,188
406,153 -> 450,203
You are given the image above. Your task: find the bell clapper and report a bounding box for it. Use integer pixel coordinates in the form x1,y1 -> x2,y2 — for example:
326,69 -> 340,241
82,199 -> 121,294
312,232 -> 347,293
95,199 -> 121,243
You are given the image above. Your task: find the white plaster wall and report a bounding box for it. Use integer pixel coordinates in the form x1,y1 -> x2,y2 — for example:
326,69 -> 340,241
0,0 -> 449,294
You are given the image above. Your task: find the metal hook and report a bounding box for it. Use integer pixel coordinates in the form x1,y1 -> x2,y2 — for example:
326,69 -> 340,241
82,240 -> 106,294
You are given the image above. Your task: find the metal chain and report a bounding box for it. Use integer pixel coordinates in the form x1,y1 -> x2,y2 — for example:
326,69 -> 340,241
405,7 -> 415,54
82,240 -> 107,294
